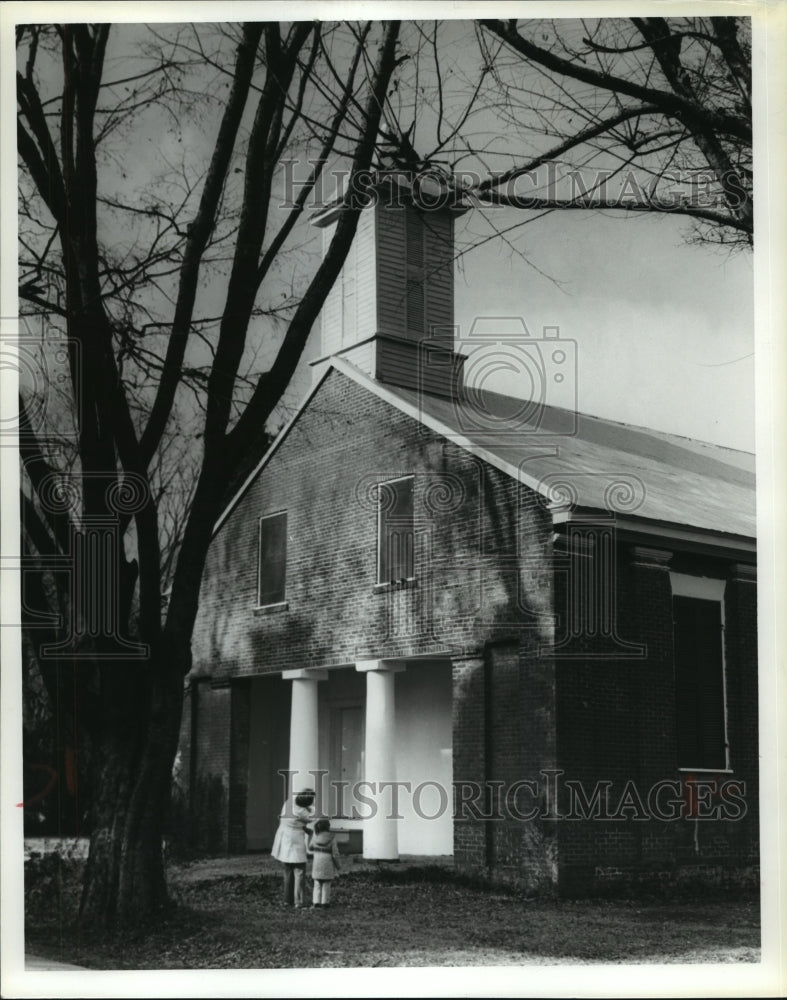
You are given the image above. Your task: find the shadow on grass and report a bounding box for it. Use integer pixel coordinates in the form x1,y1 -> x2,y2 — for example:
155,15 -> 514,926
24,857 -> 761,970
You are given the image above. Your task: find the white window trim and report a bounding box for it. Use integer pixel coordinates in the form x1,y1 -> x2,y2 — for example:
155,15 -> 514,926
376,475 -> 415,586
257,510 -> 287,609
670,571 -> 730,772
670,573 -> 726,602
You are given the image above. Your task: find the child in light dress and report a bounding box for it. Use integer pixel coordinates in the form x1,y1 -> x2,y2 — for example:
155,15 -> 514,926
308,818 -> 341,908
271,789 -> 315,907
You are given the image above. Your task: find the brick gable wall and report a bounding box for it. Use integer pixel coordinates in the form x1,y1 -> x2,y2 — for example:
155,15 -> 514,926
191,368 -> 555,676
179,367 -> 759,893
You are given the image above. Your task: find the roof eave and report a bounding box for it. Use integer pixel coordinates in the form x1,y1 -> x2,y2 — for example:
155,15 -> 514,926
551,506 -> 756,561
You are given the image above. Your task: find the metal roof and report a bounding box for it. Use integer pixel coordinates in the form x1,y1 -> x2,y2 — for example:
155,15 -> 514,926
346,361 -> 756,541
214,358 -> 756,543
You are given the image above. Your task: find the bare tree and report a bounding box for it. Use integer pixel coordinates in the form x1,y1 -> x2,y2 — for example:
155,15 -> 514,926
467,17 -> 752,247
17,19 -> 403,926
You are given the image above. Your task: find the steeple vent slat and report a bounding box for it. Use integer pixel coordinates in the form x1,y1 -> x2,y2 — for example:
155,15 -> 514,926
311,177 -> 467,398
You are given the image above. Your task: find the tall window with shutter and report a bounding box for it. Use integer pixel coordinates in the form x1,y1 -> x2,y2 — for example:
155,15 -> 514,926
378,477 -> 414,584
673,594 -> 728,770
257,512 -> 287,607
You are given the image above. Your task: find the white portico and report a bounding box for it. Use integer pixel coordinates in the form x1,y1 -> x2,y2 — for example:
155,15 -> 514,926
281,667 -> 328,798
353,659 -> 406,859
249,657 -> 454,860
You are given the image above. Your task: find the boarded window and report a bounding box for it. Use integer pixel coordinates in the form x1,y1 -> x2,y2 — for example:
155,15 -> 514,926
258,512 -> 287,606
378,477 -> 414,583
673,595 -> 727,769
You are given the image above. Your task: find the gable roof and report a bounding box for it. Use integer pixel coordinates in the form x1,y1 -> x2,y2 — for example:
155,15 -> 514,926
214,357 -> 756,545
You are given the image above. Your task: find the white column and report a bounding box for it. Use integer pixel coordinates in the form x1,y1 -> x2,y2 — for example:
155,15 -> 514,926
282,669 -> 327,798
356,659 -> 405,860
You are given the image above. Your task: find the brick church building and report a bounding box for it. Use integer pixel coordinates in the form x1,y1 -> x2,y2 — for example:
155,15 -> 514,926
180,181 -> 758,895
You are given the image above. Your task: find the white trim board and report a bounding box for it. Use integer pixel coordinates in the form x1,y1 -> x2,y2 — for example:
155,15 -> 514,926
670,573 -> 727,601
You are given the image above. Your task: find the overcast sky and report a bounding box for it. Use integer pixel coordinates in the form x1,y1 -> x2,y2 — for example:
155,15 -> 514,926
453,206 -> 754,450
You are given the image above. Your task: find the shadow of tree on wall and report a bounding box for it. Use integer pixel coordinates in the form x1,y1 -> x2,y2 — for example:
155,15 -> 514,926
168,774 -> 227,859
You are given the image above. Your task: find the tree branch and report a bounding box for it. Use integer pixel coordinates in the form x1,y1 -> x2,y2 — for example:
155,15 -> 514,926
225,21 -> 403,463
474,104 -> 661,195
139,22 -> 264,469
473,189 -> 749,232
479,19 -> 751,144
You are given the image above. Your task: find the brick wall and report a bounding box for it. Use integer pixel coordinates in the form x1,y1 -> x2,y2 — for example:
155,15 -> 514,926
452,655 -> 487,869
185,367 -> 758,893
721,564 -> 759,863
190,680 -> 231,854
554,542 -> 759,895
228,680 -> 252,853
191,369 -> 554,678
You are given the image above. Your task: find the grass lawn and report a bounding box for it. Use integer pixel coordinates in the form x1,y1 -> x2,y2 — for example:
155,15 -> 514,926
24,855 -> 761,969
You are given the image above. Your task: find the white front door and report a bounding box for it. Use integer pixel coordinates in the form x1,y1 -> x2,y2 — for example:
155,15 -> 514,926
331,705 -> 364,815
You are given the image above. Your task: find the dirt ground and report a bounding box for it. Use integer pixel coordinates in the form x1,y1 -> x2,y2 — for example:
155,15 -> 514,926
24,852 -> 761,970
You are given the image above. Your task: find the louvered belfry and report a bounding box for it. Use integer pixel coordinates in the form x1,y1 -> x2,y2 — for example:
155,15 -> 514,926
311,177 -> 467,398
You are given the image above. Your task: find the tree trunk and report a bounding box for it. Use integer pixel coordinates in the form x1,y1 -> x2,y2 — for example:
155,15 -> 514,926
79,642 -> 187,927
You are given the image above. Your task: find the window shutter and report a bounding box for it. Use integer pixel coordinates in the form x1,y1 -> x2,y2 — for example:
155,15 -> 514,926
379,478 -> 414,583
423,212 -> 453,337
405,206 -> 425,337
258,512 -> 287,606
674,596 -> 726,769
